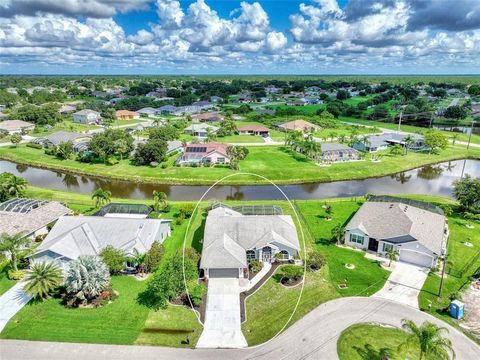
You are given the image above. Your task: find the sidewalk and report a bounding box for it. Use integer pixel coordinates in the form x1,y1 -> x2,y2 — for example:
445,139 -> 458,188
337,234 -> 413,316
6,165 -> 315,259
0,282 -> 31,332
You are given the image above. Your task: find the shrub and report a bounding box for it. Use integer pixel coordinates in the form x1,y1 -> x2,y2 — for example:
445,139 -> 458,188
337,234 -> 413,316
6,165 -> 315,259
187,282 -> 207,307
23,261 -> 63,299
306,251 -> 325,271
106,156 -> 119,165
99,246 -> 126,274
249,260 -> 262,273
8,269 -> 25,280
27,142 -> 43,149
179,203 -> 195,218
144,241 -> 165,273
279,265 -> 303,280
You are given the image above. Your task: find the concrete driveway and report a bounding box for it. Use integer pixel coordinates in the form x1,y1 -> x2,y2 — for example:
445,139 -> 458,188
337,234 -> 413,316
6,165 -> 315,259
373,261 -> 429,309
196,278 -> 247,349
0,282 -> 32,332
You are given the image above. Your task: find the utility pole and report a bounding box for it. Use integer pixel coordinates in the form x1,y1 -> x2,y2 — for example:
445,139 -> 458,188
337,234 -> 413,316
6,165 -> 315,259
439,249 -> 447,298
467,118 -> 475,150
429,112 -> 434,128
397,111 -> 403,133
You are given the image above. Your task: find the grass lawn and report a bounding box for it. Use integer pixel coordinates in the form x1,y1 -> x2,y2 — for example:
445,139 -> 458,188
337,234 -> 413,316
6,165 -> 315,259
216,134 -> 265,143
29,120 -> 99,137
0,261 -> 15,296
1,142 -> 478,185
0,276 -> 150,344
269,104 -> 326,115
337,323 -> 420,360
312,124 -> 380,140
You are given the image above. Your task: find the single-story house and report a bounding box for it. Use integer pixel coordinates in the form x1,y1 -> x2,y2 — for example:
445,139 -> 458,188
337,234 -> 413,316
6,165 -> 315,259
184,123 -> 219,138
167,140 -> 183,154
73,109 -> 101,124
286,100 -> 307,106
210,96 -> 223,103
192,100 -> 214,110
238,125 -> 270,136
137,107 -> 158,117
116,110 -> 139,120
200,206 -> 300,278
176,142 -> 230,165
41,131 -> 91,152
158,105 -> 177,115
0,198 -> 71,239
255,108 -> 276,116
353,133 -> 427,153
59,104 -> 76,114
32,216 -> 171,268
317,143 -> 360,163
345,200 -> 448,267
191,112 -> 224,122
0,120 -> 35,134
277,119 -> 320,132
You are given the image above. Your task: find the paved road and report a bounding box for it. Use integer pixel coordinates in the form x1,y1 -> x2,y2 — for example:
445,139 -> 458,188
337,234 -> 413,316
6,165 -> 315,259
373,261 -> 429,309
0,283 -> 31,332
1,297 -> 478,360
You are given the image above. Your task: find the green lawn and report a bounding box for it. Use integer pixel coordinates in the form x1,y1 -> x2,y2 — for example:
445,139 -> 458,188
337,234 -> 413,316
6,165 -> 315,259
29,120 -> 99,137
313,124 -> 380,140
269,104 -> 326,115
1,142 -> 478,185
216,134 -> 265,143
337,323 -> 420,360
0,261 -> 15,296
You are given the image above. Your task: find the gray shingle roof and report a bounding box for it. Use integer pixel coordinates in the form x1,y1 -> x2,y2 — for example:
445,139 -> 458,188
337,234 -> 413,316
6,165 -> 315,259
44,131 -> 91,146
346,201 -> 446,254
34,216 -> 171,260
200,207 -> 300,269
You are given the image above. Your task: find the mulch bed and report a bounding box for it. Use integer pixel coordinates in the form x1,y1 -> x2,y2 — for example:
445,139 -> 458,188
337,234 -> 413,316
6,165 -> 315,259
240,263 -> 280,323
280,276 -> 303,287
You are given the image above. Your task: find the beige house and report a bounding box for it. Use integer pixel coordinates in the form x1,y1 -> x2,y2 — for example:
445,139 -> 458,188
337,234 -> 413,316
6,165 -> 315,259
0,120 -> 35,134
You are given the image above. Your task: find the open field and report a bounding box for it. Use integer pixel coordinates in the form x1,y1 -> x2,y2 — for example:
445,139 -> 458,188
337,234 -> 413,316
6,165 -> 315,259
1,142 -> 478,185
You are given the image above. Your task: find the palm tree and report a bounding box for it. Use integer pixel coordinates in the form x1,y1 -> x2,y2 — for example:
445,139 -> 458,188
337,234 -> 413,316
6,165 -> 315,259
65,255 -> 110,304
0,232 -> 30,271
91,188 -> 112,208
1,173 -> 28,198
400,319 -> 455,360
450,133 -> 459,146
153,190 -> 167,212
328,131 -> 337,142
403,134 -> 415,154
338,134 -> 347,144
386,248 -> 400,267
114,139 -> 128,161
24,261 -> 63,299
361,135 -> 371,149
331,225 -> 346,244
285,130 -> 302,148
206,127 -> 216,142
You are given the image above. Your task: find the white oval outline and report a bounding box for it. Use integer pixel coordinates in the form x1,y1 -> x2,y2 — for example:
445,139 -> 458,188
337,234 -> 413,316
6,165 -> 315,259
182,172 -> 307,350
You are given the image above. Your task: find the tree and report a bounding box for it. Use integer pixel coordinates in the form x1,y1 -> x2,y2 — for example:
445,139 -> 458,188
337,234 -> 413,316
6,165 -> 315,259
114,139 -> 129,161
0,172 -> 27,201
144,241 -> 165,273
386,248 -> 400,267
133,138 -> 167,166
153,190 -> 168,212
424,130 -> 448,154
403,134 -> 415,154
10,133 -> 22,147
206,127 -> 217,142
65,255 -> 110,304
88,129 -> 134,163
55,141 -> 73,160
91,188 -> 111,207
0,232 -> 30,271
285,130 -> 302,147
468,84 -> 480,96
399,319 -> 455,360
360,135 -> 371,149
450,133 -> 459,146
217,119 -> 238,137
100,246 -> 126,274
336,89 -> 350,100
227,145 -> 249,169
453,175 -> 480,213
444,105 -> 467,120
24,261 -> 63,299
389,144 -> 404,156
328,131 -> 337,142
331,225 -> 346,244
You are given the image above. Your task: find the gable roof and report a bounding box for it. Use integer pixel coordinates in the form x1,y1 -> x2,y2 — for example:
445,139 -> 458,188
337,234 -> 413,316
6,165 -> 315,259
116,110 -> 138,117
184,142 -> 228,157
238,125 -> 270,132
184,123 -> 219,132
200,207 -> 300,269
279,119 -> 320,131
0,120 -> 34,132
34,216 -> 171,260
74,109 -> 100,116
346,201 -> 446,254
44,131 -> 91,146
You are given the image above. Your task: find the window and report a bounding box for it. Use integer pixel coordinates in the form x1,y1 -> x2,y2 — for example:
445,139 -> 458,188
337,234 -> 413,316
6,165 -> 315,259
246,250 -> 256,260
277,250 -> 289,260
382,243 -> 393,252
350,233 -> 364,245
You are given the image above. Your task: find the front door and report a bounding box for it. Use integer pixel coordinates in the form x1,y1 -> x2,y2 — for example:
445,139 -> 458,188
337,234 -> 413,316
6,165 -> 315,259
262,246 -> 272,262
368,238 -> 379,252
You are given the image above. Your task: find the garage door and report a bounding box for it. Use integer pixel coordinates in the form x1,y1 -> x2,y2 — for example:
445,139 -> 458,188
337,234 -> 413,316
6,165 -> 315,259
399,250 -> 433,267
209,268 -> 239,278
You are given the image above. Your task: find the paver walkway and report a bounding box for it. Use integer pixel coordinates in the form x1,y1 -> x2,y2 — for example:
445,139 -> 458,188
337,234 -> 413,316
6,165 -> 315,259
0,282 -> 31,332
373,261 -> 429,309
196,278 -> 248,349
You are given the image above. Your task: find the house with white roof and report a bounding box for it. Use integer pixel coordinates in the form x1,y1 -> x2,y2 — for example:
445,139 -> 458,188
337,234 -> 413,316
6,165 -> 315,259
73,109 -> 101,124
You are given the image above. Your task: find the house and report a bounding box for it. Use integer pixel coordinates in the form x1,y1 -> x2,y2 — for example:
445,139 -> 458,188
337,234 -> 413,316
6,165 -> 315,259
210,96 -> 222,103
32,216 -> 172,268
158,105 -> 177,115
91,91 -> 108,98
59,104 -> 76,114
317,143 -> 360,163
255,108 -> 276,116
200,205 -> 300,278
184,123 -> 219,138
137,107 -> 158,118
191,112 -> 224,122
0,198 -> 71,239
177,142 -> 230,165
344,199 -> 448,267
265,85 -> 280,94
73,109 -> 101,124
0,120 -> 35,134
167,140 -> 183,154
116,110 -> 139,120
146,88 -> 167,98
192,100 -> 214,110
353,133 -> 426,153
277,119 -> 320,132
286,100 -> 306,106
238,125 -> 270,136
40,131 -> 91,152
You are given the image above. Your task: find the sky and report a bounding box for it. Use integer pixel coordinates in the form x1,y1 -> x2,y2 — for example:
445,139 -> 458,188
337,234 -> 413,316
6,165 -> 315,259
0,0 -> 479,75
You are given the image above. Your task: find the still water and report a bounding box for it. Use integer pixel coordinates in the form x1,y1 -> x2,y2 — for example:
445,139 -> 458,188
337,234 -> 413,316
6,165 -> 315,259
1,159 -> 479,201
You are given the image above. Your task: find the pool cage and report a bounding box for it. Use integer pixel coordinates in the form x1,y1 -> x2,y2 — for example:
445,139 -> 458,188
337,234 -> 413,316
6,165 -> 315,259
0,198 -> 50,213
368,195 -> 444,215
94,203 -> 153,217
212,202 -> 283,215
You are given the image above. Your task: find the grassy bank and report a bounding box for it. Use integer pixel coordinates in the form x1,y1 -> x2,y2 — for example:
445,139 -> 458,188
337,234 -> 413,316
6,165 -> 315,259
0,142 -> 478,185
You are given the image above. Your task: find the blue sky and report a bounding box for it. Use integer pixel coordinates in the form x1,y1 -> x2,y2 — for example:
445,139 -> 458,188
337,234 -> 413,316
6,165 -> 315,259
0,0 -> 479,74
